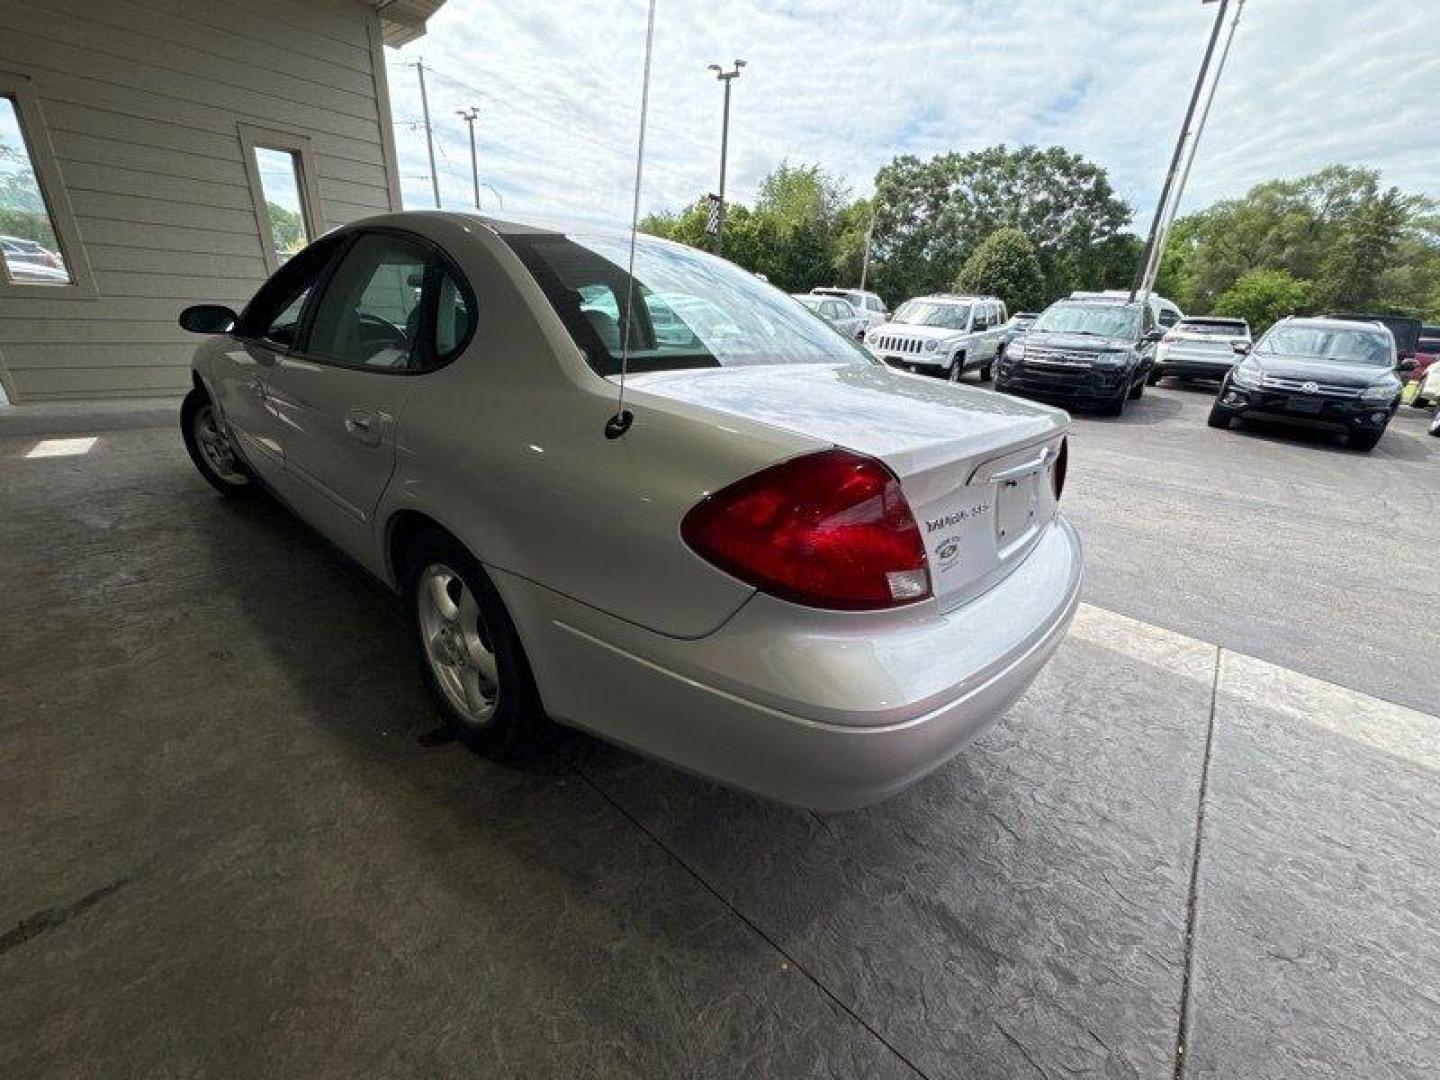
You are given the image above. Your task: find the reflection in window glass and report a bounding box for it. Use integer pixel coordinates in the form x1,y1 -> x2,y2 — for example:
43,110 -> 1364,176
0,95 -> 71,286
253,147 -> 310,264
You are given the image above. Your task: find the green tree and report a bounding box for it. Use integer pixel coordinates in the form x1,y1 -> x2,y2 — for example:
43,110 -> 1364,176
953,228 -> 1045,311
0,138 -> 59,247
1161,165 -> 1438,316
266,202 -> 305,255
1211,268 -> 1312,334
870,144 -> 1133,304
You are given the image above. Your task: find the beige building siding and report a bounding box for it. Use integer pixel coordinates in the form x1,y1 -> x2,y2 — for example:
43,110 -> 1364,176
0,0 -> 403,401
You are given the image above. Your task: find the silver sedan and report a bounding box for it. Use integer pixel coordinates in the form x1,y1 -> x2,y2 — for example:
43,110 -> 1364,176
178,212 -> 1082,810
793,292 -> 868,339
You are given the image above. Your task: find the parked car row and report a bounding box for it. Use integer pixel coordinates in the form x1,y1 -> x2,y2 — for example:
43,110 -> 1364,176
843,278 -> 1422,449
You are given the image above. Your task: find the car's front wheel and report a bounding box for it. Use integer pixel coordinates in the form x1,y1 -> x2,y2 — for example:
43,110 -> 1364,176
1349,429 -> 1383,452
945,354 -> 963,382
1207,402 -> 1232,429
1128,373 -> 1145,400
181,388 -> 253,497
405,531 -> 549,757
1146,367 -> 1162,386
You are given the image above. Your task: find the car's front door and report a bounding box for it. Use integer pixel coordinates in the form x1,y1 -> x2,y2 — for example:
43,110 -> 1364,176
262,231 -> 439,563
217,238 -> 344,483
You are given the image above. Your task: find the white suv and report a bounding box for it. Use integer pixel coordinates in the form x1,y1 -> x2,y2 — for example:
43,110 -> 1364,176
865,295 -> 1009,381
811,287 -> 888,331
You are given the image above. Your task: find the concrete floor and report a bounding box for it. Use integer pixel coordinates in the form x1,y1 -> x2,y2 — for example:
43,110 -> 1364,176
1,387 -> 1437,1078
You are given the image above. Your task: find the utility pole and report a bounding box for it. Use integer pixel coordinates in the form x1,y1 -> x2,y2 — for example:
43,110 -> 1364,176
412,60 -> 441,209
1130,0 -> 1229,304
456,107 -> 480,209
706,60 -> 745,254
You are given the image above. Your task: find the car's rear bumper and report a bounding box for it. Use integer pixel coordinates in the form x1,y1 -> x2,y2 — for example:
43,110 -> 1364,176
492,515 -> 1083,811
1155,358 -> 1233,380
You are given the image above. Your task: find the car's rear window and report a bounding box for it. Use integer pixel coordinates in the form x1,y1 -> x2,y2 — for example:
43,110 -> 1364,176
1177,319 -> 1247,336
503,232 -> 872,376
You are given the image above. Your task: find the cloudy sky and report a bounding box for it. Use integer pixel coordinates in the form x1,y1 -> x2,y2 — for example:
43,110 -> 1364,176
387,0 -> 1439,232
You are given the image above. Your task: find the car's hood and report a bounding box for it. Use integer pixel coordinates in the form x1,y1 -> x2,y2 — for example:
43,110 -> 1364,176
1023,331 -> 1131,354
624,361 -> 1067,479
1248,353 -> 1400,389
870,322 -> 966,342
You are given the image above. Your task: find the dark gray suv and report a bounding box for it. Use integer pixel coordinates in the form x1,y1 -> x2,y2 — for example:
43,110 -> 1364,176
995,298 -> 1161,415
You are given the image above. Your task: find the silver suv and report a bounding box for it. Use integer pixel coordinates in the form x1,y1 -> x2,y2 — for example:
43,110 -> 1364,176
811,287 -> 889,331
864,295 -> 1009,382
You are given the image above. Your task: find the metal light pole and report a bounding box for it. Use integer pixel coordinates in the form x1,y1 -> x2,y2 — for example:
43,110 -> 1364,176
859,210 -> 876,292
456,107 -> 480,209
1130,0 -> 1229,305
412,60 -> 441,208
706,59 -> 745,254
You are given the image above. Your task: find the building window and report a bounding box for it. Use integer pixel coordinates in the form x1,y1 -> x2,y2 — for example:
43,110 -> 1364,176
238,125 -> 323,274
0,93 -> 70,287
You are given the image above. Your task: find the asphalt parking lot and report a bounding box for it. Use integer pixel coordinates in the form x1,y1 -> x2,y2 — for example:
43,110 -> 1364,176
2,385 -> 1437,1078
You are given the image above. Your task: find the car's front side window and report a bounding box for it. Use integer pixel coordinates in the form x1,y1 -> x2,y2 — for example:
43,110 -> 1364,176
306,233 -> 431,370
235,233 -> 345,347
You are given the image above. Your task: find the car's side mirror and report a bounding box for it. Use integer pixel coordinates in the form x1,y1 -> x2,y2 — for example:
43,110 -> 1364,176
1398,356 -> 1417,373
179,304 -> 238,334
1144,328 -> 1165,343
1232,341 -> 1252,355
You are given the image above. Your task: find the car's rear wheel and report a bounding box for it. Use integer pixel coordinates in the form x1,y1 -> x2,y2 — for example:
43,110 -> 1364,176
405,531 -> 548,757
181,388 -> 253,497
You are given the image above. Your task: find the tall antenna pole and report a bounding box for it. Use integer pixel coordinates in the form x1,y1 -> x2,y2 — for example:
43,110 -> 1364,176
604,0 -> 659,440
456,107 -> 481,209
706,60 -> 745,255
1130,0 -> 1228,303
1144,0 -> 1245,300
413,61 -> 441,209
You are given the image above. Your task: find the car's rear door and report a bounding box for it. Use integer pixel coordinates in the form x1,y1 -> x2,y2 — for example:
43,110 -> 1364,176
262,230 -> 460,563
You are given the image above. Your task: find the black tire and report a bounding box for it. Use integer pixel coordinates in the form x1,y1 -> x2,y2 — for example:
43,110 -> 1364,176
945,355 -> 962,382
181,387 -> 254,497
1348,429 -> 1382,452
1429,408 -> 1440,436
403,530 -> 549,758
1097,386 -> 1126,416
1128,374 -> 1145,400
1207,405 -> 1232,430
979,363 -> 993,382
1146,367 -> 1162,386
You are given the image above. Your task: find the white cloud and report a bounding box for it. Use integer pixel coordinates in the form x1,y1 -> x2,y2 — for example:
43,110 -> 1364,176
388,0 -> 1440,231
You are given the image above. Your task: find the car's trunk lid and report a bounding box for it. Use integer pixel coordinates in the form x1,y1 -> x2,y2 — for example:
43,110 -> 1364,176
624,362 -> 1070,609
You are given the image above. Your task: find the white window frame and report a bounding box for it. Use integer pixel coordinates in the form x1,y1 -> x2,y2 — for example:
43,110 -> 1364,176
237,124 -> 325,276
0,70 -> 97,299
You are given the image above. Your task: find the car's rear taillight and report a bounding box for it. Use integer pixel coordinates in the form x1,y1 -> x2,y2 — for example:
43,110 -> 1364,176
681,448 -> 930,610
1052,437 -> 1068,501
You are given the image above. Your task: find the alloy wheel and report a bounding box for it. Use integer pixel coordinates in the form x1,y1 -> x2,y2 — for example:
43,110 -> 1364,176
417,563 -> 499,726
194,403 -> 247,485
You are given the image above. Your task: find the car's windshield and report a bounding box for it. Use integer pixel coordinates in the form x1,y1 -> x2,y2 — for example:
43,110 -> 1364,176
504,232 -> 873,374
1257,324 -> 1394,367
1177,320 -> 1246,337
893,301 -> 970,330
1031,302 -> 1139,339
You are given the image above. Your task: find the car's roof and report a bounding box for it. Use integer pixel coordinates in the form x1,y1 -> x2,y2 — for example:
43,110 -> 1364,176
909,294 -> 992,304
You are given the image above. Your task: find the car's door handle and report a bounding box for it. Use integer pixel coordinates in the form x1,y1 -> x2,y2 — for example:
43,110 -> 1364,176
344,409 -> 387,446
